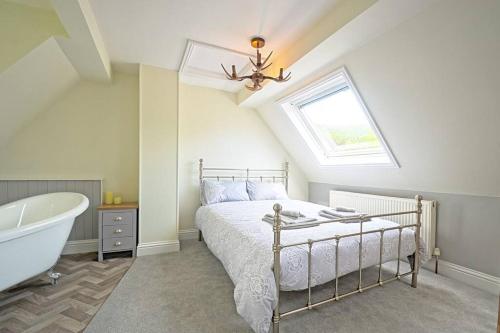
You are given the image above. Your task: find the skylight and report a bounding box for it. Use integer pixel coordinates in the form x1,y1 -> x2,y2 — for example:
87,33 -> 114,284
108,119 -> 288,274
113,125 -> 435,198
281,67 -> 398,167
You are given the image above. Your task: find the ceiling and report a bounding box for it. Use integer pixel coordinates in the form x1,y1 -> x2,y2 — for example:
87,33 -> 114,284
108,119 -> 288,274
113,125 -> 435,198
88,0 -> 339,71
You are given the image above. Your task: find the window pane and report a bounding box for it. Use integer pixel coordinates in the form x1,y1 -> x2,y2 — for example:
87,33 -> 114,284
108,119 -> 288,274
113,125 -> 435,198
299,87 -> 381,155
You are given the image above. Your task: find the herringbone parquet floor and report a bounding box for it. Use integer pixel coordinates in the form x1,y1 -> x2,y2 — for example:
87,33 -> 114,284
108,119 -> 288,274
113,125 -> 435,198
0,253 -> 134,333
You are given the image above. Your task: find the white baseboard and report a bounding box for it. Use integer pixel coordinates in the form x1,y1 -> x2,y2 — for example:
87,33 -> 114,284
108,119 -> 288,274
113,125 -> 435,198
137,240 -> 180,256
62,239 -> 98,255
178,228 -> 199,240
437,259 -> 500,295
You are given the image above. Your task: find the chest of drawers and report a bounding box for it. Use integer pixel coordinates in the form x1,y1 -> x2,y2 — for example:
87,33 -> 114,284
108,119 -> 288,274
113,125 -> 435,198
97,203 -> 138,262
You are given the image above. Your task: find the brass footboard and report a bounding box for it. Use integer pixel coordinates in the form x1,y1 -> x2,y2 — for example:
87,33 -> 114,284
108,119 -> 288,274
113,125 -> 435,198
196,159 -> 422,332
271,195 -> 423,333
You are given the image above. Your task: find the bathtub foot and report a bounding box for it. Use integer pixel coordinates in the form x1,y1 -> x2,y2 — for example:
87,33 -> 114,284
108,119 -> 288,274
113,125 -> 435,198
47,271 -> 61,286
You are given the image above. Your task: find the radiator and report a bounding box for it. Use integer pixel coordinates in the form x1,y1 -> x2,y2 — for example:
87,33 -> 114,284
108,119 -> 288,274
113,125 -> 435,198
329,190 -> 437,258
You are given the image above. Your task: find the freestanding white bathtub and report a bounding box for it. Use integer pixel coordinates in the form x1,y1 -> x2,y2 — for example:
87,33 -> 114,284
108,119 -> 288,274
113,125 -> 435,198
0,192 -> 89,291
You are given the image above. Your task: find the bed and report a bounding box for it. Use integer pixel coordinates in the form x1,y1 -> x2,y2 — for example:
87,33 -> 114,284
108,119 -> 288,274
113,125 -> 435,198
195,159 -> 424,333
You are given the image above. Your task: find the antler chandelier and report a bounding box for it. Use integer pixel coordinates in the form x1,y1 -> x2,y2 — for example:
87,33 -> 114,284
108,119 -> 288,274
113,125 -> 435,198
221,37 -> 291,91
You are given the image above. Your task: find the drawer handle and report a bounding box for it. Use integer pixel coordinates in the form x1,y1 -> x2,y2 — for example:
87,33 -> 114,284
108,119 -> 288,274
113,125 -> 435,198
113,216 -> 123,222
114,229 -> 123,234
114,241 -> 122,247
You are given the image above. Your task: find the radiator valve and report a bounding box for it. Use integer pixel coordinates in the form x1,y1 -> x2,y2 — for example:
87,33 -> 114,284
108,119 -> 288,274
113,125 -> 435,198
432,247 -> 441,274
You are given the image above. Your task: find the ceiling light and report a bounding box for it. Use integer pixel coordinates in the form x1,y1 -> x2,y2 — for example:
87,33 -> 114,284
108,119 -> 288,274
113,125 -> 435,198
221,37 -> 291,91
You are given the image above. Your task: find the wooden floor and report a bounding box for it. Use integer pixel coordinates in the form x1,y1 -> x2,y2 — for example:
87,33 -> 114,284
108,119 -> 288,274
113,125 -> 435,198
0,253 -> 133,333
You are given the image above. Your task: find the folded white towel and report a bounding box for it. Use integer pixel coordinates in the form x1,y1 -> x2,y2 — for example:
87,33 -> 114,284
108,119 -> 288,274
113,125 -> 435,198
319,211 -> 371,223
262,217 -> 319,229
281,210 -> 305,218
318,212 -> 359,223
264,214 -> 317,225
320,209 -> 362,218
335,206 -> 356,213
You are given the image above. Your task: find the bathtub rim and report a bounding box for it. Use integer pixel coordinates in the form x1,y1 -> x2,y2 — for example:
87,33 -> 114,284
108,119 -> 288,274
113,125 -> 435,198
0,192 -> 89,243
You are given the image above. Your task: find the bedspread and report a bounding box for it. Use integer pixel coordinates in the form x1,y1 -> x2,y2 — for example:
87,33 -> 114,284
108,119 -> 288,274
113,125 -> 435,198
195,200 -> 423,333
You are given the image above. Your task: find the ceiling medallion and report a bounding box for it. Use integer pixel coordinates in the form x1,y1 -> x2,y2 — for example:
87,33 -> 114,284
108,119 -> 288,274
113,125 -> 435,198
221,37 -> 291,91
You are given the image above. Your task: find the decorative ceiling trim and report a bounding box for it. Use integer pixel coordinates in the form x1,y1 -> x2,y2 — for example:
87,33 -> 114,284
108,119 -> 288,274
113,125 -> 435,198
179,39 -> 255,73
179,40 -> 257,92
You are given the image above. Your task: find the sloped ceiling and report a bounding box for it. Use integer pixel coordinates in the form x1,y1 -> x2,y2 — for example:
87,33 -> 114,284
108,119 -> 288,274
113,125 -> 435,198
0,0 -> 111,146
3,0 -> 499,200
4,0 -> 52,10
257,0 -> 500,197
0,0 -> 67,72
0,38 -> 79,144
238,0 -> 436,108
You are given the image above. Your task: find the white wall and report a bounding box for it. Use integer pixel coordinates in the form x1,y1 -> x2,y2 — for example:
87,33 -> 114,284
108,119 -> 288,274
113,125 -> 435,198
178,84 -> 308,231
0,72 -> 139,201
258,0 -> 500,198
138,64 -> 179,254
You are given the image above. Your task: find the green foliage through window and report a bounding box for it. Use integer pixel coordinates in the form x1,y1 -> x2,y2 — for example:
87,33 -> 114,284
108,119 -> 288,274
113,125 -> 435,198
329,127 -> 380,147
282,67 -> 397,166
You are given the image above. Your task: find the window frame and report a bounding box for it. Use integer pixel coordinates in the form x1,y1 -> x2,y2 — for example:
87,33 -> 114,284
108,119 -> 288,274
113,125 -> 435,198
279,67 -> 399,167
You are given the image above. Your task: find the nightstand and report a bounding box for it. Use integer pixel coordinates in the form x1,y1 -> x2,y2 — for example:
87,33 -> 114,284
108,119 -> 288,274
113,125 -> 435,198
97,203 -> 138,262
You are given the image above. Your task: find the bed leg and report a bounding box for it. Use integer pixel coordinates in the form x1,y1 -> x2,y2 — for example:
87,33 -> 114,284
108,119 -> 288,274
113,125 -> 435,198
408,254 -> 415,270
272,203 -> 282,333
411,195 -> 422,288
408,253 -> 417,287
198,230 -> 203,242
273,318 -> 280,333
411,269 -> 418,288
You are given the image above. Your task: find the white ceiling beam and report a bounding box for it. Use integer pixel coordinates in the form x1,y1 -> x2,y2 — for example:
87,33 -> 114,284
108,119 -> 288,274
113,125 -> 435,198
52,0 -> 111,81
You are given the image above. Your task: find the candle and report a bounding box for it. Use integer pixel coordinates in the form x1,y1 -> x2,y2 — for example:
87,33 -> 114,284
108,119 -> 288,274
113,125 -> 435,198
104,191 -> 113,205
113,196 -> 122,205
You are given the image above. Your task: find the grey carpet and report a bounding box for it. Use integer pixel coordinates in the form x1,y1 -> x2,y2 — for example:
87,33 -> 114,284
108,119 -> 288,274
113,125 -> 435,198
85,240 -> 498,333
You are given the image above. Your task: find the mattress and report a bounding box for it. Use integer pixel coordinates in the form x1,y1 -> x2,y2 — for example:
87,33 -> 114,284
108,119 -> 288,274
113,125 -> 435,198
195,199 -> 418,333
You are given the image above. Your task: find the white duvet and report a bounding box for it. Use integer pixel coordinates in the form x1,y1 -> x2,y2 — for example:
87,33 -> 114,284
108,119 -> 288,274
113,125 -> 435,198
195,200 -> 420,333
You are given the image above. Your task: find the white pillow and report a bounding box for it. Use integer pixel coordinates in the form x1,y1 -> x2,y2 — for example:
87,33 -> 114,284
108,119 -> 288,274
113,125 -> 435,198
201,180 -> 250,205
246,181 -> 288,201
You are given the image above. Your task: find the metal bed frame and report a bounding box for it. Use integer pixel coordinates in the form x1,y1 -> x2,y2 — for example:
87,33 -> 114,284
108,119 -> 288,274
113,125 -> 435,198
198,159 -> 422,333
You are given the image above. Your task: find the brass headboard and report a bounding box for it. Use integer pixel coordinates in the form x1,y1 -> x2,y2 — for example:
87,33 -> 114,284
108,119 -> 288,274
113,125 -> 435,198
198,158 -> 289,205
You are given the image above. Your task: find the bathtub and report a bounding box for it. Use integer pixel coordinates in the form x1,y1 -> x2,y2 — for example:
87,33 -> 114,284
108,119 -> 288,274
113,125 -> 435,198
0,192 -> 89,291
